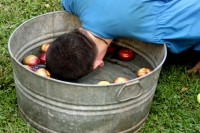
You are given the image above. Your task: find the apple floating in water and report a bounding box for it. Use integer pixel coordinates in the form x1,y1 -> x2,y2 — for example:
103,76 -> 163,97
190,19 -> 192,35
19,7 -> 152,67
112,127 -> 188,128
118,48 -> 134,61
107,44 -> 116,54
113,77 -> 129,83
97,80 -> 111,85
35,68 -> 51,77
22,55 -> 40,66
38,52 -> 46,64
41,43 -> 50,53
137,68 -> 152,77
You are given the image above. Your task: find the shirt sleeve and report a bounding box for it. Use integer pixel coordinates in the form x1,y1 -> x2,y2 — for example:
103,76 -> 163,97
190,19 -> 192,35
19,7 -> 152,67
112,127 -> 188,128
194,42 -> 200,51
61,0 -> 75,15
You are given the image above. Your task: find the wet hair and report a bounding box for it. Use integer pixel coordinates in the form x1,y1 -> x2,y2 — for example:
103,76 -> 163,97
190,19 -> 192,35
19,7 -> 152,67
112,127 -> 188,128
46,29 -> 97,81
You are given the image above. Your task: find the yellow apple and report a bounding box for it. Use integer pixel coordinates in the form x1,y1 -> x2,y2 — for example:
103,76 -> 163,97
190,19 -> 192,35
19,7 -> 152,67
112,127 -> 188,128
137,68 -> 152,77
41,43 -> 50,53
97,80 -> 111,85
22,55 -> 40,66
113,77 -> 129,83
35,68 -> 51,77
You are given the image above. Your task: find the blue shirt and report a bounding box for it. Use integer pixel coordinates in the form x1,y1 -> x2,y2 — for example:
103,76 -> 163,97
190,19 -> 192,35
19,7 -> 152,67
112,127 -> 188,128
61,0 -> 200,53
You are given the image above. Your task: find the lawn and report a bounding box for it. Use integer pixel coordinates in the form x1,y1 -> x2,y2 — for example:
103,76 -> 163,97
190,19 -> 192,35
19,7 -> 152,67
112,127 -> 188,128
0,0 -> 200,133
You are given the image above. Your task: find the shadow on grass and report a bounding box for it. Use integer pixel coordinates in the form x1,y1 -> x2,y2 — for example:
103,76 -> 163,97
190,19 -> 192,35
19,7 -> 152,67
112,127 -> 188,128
164,47 -> 199,68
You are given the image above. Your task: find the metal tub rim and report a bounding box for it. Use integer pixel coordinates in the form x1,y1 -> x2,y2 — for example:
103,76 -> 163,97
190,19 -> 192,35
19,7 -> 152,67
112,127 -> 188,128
8,11 -> 167,87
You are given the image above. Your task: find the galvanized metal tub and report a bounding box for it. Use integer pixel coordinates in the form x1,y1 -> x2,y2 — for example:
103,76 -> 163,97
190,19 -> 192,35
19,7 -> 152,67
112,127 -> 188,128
8,11 -> 167,133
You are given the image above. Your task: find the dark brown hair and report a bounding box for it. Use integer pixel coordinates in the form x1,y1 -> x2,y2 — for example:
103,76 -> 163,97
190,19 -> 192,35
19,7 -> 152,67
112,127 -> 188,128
46,29 -> 97,81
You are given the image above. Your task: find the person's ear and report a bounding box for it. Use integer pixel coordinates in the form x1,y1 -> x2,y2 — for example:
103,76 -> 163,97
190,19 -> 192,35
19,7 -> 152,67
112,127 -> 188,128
93,60 -> 104,70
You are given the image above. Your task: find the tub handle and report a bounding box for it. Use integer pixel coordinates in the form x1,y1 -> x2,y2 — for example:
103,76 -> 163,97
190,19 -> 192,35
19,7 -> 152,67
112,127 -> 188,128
117,80 -> 142,102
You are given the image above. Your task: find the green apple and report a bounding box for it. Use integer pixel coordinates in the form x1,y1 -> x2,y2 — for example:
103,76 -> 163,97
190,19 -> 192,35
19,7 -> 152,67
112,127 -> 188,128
197,93 -> 200,104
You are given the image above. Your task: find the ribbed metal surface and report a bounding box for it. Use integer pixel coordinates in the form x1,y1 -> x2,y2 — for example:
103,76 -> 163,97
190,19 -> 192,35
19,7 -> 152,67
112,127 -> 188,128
8,11 -> 167,133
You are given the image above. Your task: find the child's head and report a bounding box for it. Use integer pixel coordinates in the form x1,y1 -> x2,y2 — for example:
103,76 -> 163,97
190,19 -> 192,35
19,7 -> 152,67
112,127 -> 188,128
46,29 -> 97,81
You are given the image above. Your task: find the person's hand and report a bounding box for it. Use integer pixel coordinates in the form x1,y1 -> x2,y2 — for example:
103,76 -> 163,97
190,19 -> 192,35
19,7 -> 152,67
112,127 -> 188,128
187,60 -> 200,75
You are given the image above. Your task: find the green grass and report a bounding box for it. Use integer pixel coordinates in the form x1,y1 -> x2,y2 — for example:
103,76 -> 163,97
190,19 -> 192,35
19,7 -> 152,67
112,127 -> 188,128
0,0 -> 200,132
138,64 -> 200,133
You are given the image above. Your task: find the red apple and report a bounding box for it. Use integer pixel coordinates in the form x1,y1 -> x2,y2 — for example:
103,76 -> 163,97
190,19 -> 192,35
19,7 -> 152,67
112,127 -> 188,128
23,65 -> 34,71
41,43 -> 50,53
97,80 -> 111,85
22,55 -> 40,66
118,48 -> 134,61
113,77 -> 129,83
107,44 -> 116,54
137,68 -> 152,77
38,52 -> 46,64
35,68 -> 51,77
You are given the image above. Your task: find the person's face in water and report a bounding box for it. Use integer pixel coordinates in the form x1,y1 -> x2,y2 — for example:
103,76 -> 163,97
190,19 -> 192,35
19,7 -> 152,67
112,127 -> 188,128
78,28 -> 113,70
79,28 -> 112,70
